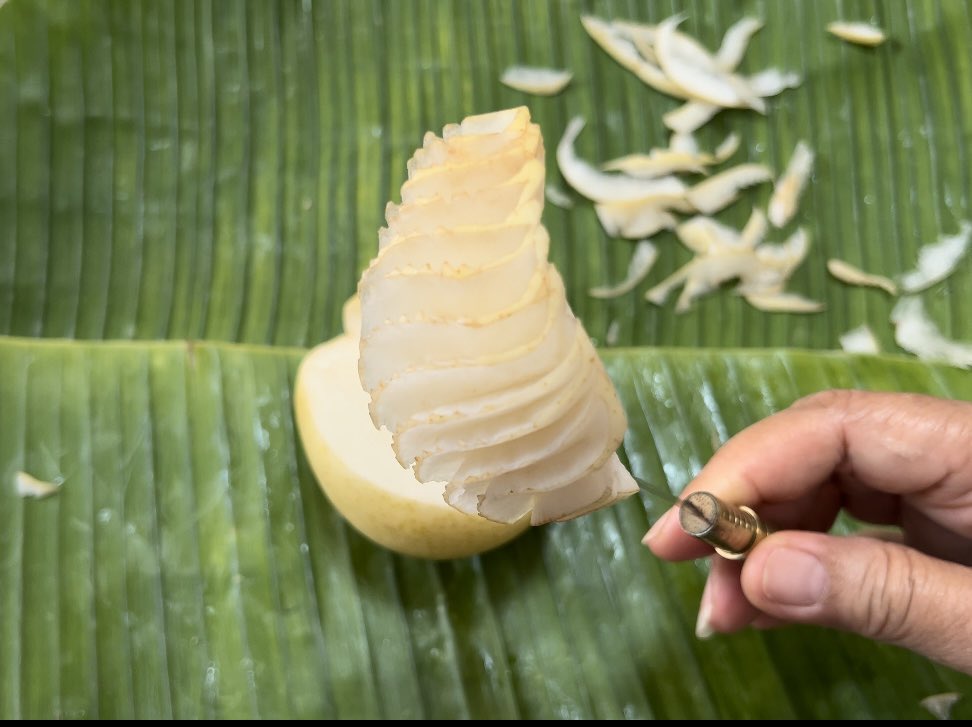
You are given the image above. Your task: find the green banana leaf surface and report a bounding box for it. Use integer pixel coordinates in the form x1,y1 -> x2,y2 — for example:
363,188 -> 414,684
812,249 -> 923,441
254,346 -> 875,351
2,0 -> 972,719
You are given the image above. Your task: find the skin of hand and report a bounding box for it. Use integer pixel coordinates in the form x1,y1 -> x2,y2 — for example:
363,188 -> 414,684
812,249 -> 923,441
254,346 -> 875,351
642,390 -> 972,675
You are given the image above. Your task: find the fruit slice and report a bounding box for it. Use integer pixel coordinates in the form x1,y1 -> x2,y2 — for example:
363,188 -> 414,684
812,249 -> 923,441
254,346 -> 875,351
358,106 -> 639,525
294,334 -> 528,559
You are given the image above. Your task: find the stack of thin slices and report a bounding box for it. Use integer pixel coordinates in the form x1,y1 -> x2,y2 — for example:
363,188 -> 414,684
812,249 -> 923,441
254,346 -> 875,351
358,108 -> 639,524
504,13 -> 971,366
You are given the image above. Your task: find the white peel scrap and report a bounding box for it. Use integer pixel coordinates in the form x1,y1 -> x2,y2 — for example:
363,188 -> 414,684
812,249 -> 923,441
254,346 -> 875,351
557,117 -> 688,203
672,255 -> 762,312
605,319 -> 621,346
660,17 -> 780,134
892,297 -> 972,369
589,13 -> 797,134
746,68 -> 803,97
899,222 -> 972,293
602,151 -> 708,178
827,21 -> 887,47
840,324 -> 881,354
686,163 -> 773,214
920,692 -> 961,721
610,20 -> 655,40
662,68 -> 800,133
501,66 -> 573,96
360,106 -> 637,525
663,101 -> 719,134
740,207 -> 769,248
742,228 -> 812,294
676,215 -> 754,255
714,133 -> 741,162
662,18 -> 748,134
581,15 -> 685,98
654,15 -> 764,111
827,259 -> 898,295
669,132 -> 699,155
611,19 -> 657,62
15,471 -> 60,499
744,291 -> 824,313
645,213 -> 775,312
589,240 -> 659,298
603,132 -> 739,179
545,184 -> 574,209
715,17 -> 764,70
769,141 -> 814,227
595,202 -> 678,239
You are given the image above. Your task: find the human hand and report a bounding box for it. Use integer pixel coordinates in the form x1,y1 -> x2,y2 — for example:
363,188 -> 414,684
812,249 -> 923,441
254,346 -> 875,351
643,390 -> 972,675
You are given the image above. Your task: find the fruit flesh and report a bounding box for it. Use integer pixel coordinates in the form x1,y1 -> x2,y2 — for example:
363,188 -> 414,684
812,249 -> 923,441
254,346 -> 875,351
294,334 -> 528,560
358,106 -> 638,525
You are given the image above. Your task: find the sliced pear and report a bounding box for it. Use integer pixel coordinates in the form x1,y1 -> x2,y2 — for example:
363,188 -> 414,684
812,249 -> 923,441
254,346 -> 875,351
393,327 -> 587,450
389,324 -> 590,431
529,454 -> 635,524
407,343 -> 597,473
359,228 -> 548,328
369,296 -> 578,430
476,451 -> 632,525
360,270 -> 564,393
294,334 -> 528,559
447,106 -> 527,136
401,136 -> 543,204
358,106 -> 638,526
476,384 -> 625,496
369,223 -> 537,279
382,174 -> 542,245
438,392 -> 598,486
409,107 -> 534,172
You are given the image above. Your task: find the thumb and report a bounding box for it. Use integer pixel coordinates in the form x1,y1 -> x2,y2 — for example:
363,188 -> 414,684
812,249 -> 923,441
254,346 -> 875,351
741,531 -> 972,673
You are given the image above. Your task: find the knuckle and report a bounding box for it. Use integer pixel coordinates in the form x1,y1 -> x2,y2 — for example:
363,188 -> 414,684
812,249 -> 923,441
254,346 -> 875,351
856,544 -> 920,643
790,389 -> 858,414
936,407 -> 972,478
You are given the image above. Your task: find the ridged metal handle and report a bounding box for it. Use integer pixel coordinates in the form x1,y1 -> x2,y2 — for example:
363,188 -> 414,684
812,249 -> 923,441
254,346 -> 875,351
678,492 -> 771,560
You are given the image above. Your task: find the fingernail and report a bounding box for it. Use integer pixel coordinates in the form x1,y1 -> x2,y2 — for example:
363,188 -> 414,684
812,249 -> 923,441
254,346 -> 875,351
695,593 -> 714,639
642,508 -> 671,545
761,547 -> 829,606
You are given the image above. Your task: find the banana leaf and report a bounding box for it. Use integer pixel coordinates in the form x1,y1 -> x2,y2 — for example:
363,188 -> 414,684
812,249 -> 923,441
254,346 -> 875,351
1,0 -> 972,719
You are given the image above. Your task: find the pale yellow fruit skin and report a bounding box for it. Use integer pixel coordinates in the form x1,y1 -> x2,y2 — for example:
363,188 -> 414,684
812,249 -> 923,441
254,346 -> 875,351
294,334 -> 528,559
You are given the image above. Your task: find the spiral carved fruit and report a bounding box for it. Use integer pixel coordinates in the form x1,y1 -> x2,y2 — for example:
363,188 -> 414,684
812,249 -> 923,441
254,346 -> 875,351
358,107 -> 638,525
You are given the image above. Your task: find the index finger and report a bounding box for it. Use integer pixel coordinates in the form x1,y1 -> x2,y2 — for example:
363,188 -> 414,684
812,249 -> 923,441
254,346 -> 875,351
644,390 -> 972,561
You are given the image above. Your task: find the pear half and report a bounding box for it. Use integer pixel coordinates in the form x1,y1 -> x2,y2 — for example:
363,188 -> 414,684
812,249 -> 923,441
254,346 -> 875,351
294,333 -> 528,560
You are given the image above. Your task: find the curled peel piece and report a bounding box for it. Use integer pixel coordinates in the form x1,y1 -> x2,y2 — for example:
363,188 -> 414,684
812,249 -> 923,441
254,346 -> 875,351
500,66 -> 573,96
827,21 -> 887,47
358,107 -> 637,525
